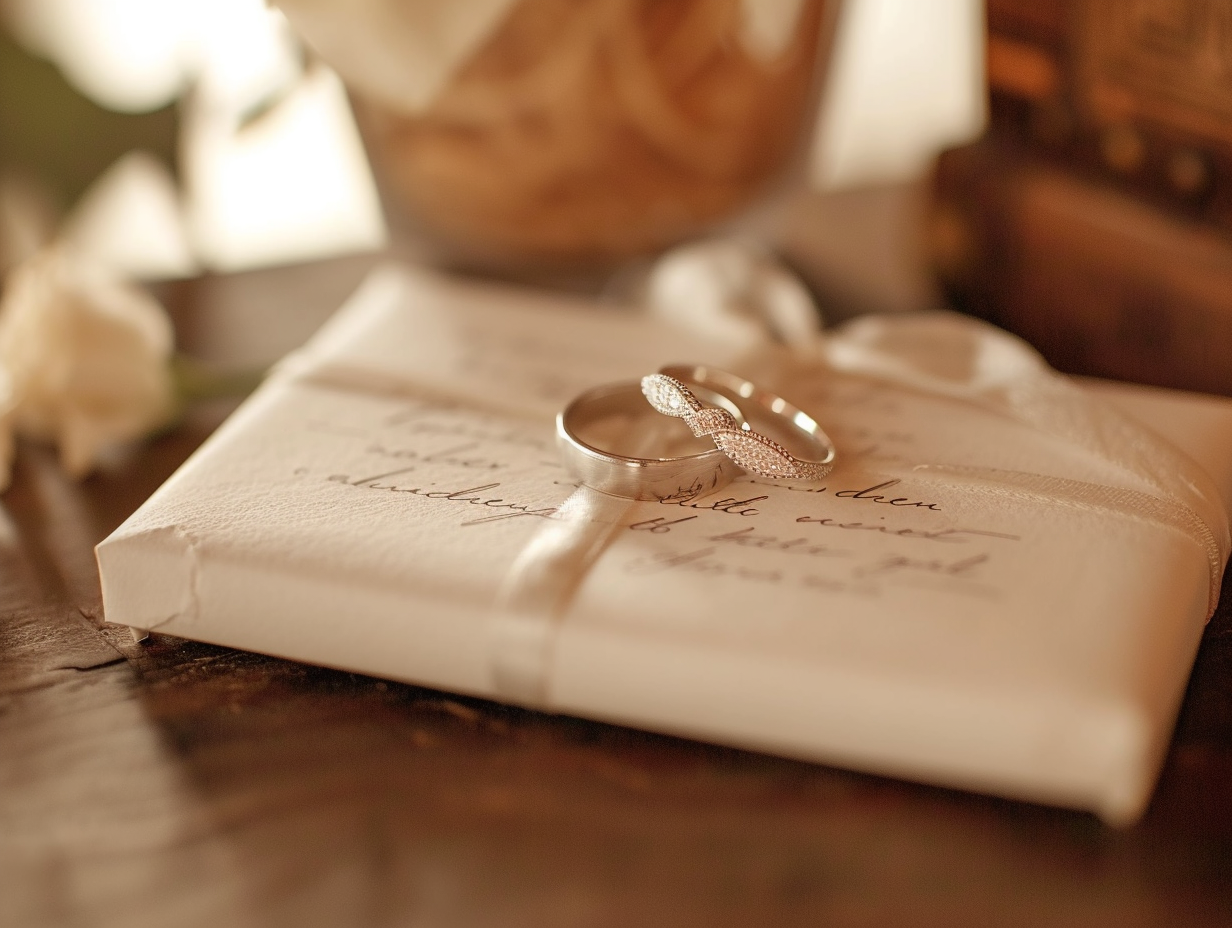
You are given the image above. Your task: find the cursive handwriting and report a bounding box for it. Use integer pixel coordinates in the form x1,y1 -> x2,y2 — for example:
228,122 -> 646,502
738,478 -> 941,507
658,493 -> 767,517
854,552 -> 990,578
624,546 -> 782,583
800,573 -> 882,598
832,479 -> 941,510
328,470 -> 557,525
630,516 -> 699,533
365,440 -> 506,471
381,406 -> 549,451
795,516 -> 1018,544
705,526 -> 849,558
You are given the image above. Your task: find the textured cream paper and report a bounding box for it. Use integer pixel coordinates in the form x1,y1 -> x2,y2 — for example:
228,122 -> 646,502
97,265 -> 1232,824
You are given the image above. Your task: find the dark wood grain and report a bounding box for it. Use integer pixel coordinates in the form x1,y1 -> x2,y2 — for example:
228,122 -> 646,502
2,261 -> 1232,928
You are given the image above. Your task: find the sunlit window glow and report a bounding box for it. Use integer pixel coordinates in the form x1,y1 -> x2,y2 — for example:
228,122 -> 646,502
190,0 -> 302,112
3,0 -> 983,270
5,0 -> 386,273
183,67 -> 387,273
812,0 -> 986,190
60,150 -> 198,279
5,0 -> 194,113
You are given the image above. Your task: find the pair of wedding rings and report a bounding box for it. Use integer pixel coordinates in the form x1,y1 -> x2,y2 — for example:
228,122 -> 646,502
556,364 -> 836,500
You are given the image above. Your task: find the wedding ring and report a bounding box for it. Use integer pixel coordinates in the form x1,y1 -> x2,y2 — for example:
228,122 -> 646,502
557,381 -> 744,500
643,365 -> 836,481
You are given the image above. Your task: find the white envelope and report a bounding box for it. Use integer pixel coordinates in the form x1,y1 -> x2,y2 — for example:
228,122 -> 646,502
97,264 -> 1232,824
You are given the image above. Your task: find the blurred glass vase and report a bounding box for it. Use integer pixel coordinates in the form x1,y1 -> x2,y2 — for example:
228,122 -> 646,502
276,0 -> 835,270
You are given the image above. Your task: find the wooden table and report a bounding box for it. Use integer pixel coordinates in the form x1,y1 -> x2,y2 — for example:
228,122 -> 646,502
2,256 -> 1232,928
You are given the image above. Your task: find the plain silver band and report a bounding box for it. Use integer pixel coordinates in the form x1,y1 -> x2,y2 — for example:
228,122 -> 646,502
556,381 -> 743,500
658,364 -> 836,480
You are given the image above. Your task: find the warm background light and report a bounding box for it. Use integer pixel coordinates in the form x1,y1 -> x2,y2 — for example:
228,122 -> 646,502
1,0 -> 982,276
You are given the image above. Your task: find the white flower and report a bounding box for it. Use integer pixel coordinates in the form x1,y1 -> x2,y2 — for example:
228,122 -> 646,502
0,248 -> 175,482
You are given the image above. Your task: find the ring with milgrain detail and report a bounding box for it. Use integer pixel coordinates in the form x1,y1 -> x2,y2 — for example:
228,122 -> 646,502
642,365 -> 835,481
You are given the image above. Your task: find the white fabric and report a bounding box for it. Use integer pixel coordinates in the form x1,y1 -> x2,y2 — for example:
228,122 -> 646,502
97,262 -> 1232,824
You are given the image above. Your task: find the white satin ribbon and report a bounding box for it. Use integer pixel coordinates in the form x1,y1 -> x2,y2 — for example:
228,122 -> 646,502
285,249 -> 1232,710
646,240 -> 1228,619
489,488 -> 633,705
825,312 -> 1230,619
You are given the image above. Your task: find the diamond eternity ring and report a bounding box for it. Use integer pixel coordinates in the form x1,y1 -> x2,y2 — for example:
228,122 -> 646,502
641,365 -> 836,481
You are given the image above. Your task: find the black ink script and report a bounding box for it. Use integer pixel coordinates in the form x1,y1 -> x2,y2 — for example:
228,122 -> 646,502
706,526 -> 850,559
328,469 -> 557,525
658,493 -> 767,517
795,515 -> 1019,544
854,552 -> 991,579
629,516 -> 699,533
832,479 -> 941,510
365,440 -> 506,471
381,405 -> 549,451
624,546 -> 782,583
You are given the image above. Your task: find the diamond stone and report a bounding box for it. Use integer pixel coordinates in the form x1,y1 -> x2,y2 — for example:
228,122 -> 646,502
711,428 -> 798,478
686,406 -> 739,437
641,374 -> 701,419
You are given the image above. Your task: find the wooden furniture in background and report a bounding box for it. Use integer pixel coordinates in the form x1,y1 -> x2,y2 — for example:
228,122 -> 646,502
932,0 -> 1232,394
